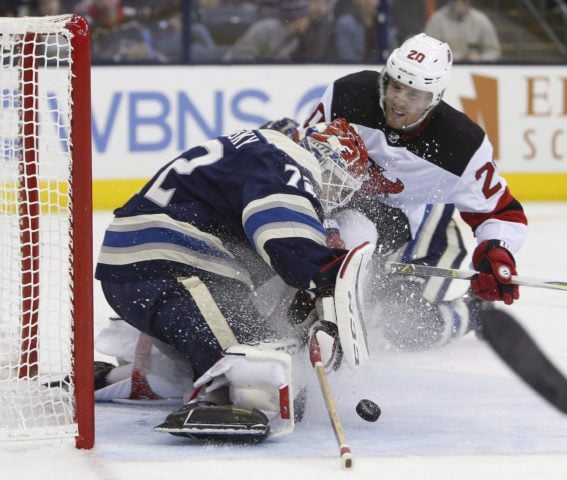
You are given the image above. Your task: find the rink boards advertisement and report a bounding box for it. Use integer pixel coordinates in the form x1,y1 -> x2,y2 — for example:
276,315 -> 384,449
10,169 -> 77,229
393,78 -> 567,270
86,65 -> 567,208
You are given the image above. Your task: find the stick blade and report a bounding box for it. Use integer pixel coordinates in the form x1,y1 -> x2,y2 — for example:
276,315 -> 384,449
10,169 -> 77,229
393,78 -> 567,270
481,308 -> 567,414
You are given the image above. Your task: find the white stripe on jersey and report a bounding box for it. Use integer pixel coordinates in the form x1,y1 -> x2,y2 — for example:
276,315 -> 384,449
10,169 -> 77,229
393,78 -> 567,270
260,129 -> 323,188
106,213 -> 235,258
98,213 -> 253,286
242,192 -> 326,264
253,225 -> 327,266
98,245 -> 253,287
242,193 -> 320,224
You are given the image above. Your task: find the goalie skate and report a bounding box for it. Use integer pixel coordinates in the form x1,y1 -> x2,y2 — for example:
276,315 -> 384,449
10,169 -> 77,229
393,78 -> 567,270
154,401 -> 270,443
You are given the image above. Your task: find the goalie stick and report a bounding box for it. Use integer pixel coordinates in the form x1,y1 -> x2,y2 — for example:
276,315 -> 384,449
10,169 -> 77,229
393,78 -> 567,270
309,333 -> 353,469
385,261 -> 567,292
384,261 -> 567,414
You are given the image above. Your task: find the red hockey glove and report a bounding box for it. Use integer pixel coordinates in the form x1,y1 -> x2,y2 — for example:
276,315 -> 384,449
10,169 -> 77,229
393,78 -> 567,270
471,240 -> 519,305
324,218 -> 346,249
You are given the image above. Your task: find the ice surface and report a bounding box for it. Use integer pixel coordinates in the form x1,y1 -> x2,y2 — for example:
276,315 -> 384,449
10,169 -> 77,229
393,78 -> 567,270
2,203 -> 567,479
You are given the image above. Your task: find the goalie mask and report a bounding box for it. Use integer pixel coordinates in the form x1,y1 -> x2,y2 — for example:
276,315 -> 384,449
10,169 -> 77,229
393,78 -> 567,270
379,33 -> 452,130
299,118 -> 368,212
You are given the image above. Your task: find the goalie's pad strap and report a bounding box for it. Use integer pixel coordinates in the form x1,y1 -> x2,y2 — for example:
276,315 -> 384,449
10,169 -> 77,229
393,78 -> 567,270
180,276 -> 238,350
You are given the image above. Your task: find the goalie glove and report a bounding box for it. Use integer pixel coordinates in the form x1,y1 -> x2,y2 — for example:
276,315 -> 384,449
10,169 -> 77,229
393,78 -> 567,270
308,242 -> 375,370
308,296 -> 343,372
471,240 -> 519,305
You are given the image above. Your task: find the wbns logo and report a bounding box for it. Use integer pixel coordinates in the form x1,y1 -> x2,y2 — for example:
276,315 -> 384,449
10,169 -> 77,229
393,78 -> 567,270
91,85 -> 327,155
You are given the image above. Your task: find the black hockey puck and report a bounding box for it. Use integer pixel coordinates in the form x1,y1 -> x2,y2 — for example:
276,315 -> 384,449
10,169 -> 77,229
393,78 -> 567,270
356,399 -> 381,422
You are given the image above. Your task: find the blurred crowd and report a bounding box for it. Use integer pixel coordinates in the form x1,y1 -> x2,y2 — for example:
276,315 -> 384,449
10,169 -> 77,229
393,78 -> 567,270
2,0 -> 563,64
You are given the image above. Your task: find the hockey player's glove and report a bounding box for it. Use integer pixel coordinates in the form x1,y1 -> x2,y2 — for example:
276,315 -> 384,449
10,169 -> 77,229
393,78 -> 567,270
308,314 -> 343,372
471,240 -> 519,305
258,117 -> 299,141
287,289 -> 316,325
323,217 -> 346,249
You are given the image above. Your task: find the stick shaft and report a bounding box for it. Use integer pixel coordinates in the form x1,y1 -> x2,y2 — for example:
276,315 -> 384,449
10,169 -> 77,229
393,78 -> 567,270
309,336 -> 353,468
385,261 -> 567,292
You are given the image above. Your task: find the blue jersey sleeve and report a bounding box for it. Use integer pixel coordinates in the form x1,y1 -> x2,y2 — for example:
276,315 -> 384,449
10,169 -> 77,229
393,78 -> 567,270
240,144 -> 341,289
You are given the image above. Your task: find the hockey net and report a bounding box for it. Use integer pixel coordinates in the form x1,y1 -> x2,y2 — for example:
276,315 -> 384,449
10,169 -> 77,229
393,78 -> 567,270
0,15 -> 93,448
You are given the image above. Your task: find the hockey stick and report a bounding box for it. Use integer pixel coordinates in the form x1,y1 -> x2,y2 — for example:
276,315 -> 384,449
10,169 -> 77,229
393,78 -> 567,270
384,263 -> 567,413
481,308 -> 567,414
309,334 -> 353,469
385,261 -> 567,292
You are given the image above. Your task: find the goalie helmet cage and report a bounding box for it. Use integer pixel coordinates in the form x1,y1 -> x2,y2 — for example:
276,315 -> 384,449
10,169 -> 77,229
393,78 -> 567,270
0,15 -> 94,448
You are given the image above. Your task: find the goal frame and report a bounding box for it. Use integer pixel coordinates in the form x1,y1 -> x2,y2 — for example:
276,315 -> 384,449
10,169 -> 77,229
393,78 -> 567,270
4,14 -> 94,449
66,14 -> 95,450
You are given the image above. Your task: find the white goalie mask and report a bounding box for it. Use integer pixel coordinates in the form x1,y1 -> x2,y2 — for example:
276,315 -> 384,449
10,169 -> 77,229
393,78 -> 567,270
299,118 -> 368,212
379,33 -> 452,126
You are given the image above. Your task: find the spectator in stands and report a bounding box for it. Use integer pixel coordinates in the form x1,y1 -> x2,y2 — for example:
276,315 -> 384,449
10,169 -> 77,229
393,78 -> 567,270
27,0 -> 62,16
223,0 -> 311,62
149,9 -> 223,63
79,0 -> 164,63
1,0 -> 24,16
195,0 -> 258,49
295,0 -> 335,61
425,0 -> 501,61
334,0 -> 392,62
26,0 -> 70,62
390,0 -> 426,42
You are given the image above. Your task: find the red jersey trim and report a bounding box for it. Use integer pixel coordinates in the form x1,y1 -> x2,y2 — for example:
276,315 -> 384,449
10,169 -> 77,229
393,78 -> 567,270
460,187 -> 528,232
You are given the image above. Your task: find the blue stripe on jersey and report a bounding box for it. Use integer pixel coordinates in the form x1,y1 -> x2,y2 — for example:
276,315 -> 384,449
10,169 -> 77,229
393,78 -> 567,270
401,204 -> 433,263
102,227 -> 231,260
243,207 -> 325,241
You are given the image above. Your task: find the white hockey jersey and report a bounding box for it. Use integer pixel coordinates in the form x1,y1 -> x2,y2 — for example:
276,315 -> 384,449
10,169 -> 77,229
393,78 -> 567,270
302,70 -> 527,253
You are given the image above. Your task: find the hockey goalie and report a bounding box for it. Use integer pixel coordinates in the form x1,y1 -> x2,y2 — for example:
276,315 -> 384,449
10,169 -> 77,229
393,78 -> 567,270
94,118 -> 374,442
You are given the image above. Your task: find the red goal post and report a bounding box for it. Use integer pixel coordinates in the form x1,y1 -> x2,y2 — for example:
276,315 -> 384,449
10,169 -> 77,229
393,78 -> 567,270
0,15 -> 93,448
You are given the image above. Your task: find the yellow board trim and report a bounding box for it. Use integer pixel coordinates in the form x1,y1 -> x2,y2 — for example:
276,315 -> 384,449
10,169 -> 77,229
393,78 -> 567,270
503,173 -> 567,202
92,173 -> 567,210
94,179 -> 146,210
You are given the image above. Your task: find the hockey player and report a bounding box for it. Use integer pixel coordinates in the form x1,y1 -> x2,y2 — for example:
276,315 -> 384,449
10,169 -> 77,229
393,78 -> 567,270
299,33 -> 528,350
95,119 -> 371,441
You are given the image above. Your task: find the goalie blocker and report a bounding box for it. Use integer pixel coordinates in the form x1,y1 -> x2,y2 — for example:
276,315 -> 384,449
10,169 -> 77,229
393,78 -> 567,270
311,241 -> 374,371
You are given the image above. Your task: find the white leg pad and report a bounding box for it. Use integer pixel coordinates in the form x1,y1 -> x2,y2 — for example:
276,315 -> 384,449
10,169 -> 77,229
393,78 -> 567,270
194,344 -> 294,436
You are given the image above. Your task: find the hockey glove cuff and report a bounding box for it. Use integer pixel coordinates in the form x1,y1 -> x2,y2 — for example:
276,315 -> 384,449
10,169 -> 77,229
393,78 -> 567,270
471,240 -> 519,305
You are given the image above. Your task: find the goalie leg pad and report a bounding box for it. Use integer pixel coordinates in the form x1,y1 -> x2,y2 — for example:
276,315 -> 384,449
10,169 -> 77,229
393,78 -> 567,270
154,401 -> 269,443
192,344 -> 294,436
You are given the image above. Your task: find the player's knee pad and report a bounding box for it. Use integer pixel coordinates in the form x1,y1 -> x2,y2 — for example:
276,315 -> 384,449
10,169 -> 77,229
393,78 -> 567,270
94,319 -> 194,403
379,288 -> 479,351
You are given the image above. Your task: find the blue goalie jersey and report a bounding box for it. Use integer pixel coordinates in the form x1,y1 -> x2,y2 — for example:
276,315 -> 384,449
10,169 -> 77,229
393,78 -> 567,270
95,129 -> 343,290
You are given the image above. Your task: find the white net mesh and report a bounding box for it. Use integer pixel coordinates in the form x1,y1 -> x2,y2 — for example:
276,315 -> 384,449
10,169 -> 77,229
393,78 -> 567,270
0,15 -> 78,441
